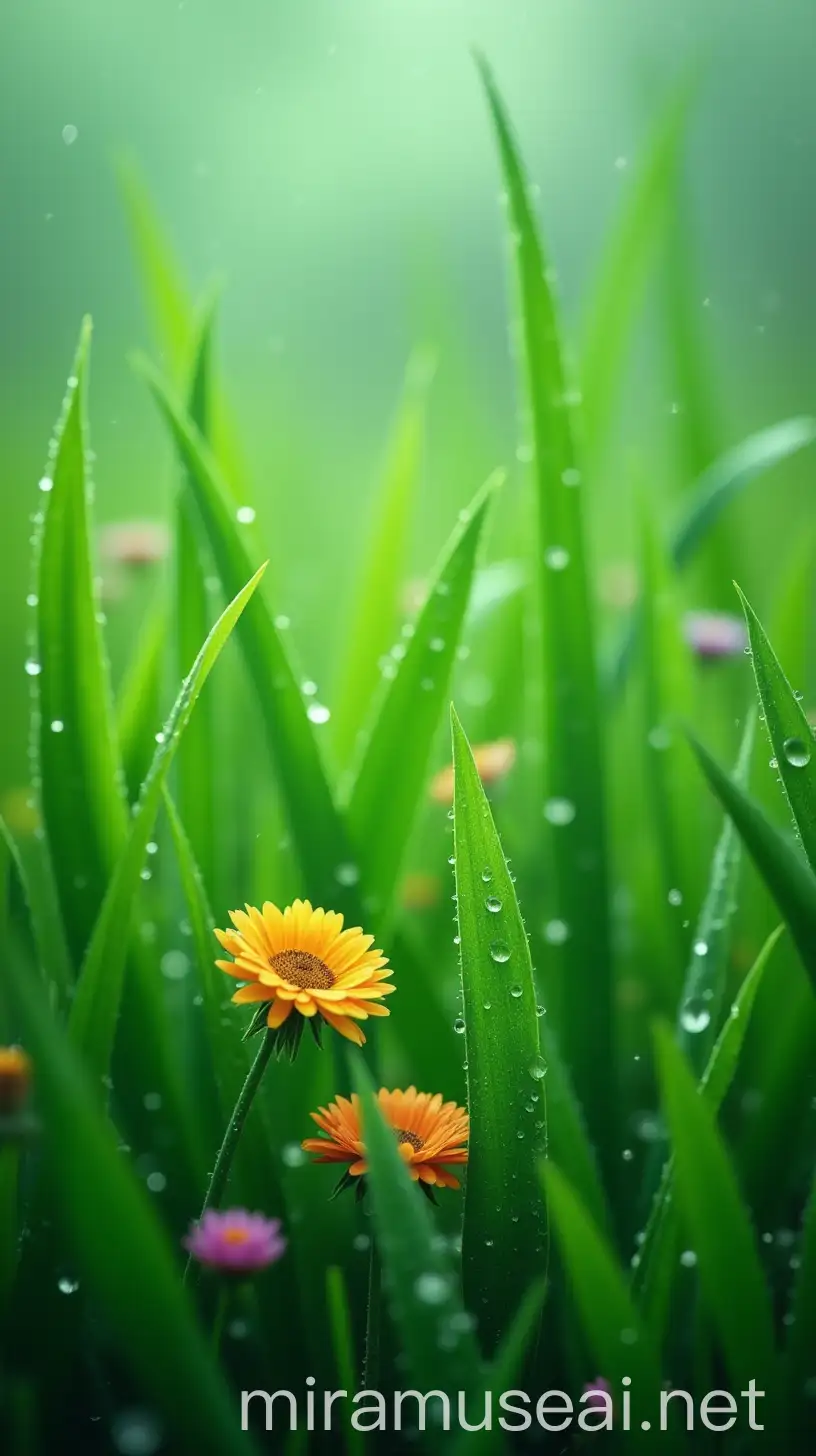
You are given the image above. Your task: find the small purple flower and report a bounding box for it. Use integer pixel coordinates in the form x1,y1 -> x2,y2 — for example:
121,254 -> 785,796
582,1377 -> 612,1409
683,611 -> 747,661
183,1209 -> 286,1274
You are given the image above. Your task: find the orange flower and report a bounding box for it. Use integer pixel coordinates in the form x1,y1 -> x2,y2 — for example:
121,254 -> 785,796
0,1046 -> 32,1116
303,1087 -> 469,1195
429,738 -> 516,805
215,899 -> 394,1056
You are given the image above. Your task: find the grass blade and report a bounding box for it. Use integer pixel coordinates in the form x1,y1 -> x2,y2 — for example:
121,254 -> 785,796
543,1164 -> 666,1449
348,1052 -> 484,1399
451,705 -> 547,1356
737,584 -> 816,873
117,600 -> 167,803
581,80 -> 693,459
676,713 -> 754,1071
606,417 -> 816,694
117,155 -> 195,377
634,926 -> 782,1337
332,352 -> 434,766
478,55 -> 614,1158
140,362 -> 364,919
35,318 -> 128,964
346,478 -> 497,923
6,947 -> 255,1456
786,1172 -> 816,1442
689,732 -> 816,990
69,566 -> 266,1082
653,1022 -> 778,1396
326,1267 -> 365,1456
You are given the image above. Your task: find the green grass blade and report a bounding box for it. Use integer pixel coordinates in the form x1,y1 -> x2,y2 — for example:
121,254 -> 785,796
786,1172 -> 816,1442
606,417 -> 816,694
451,706 -> 547,1356
348,1052 -> 484,1397
333,352 -> 434,766
346,479 -> 497,923
581,80 -> 693,459
653,1022 -> 778,1395
543,1164 -> 666,1448
35,318 -> 128,964
117,600 -> 167,803
140,362 -> 363,918
737,584 -> 816,873
175,309 -> 217,895
478,55 -> 614,1158
677,713 -> 755,1071
69,566 -> 266,1082
117,155 -> 195,377
6,947 -> 254,1456
326,1267 -> 365,1456
689,732 -> 816,990
634,927 -> 782,1336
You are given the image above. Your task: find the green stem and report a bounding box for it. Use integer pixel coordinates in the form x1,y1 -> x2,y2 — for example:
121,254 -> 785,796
185,1031 -> 275,1284
362,1235 -> 381,1389
211,1285 -> 229,1356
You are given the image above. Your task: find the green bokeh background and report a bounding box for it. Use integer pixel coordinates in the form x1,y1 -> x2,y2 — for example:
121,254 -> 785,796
2,0 -> 815,795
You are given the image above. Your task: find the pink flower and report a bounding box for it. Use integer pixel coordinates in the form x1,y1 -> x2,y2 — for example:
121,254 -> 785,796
183,1209 -> 286,1274
683,611 -> 747,661
99,521 -> 170,567
582,1377 -> 612,1409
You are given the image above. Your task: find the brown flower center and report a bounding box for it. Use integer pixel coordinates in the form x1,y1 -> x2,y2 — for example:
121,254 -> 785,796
270,949 -> 335,990
396,1129 -> 424,1153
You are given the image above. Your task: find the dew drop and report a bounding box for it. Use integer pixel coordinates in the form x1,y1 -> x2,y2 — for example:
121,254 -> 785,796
414,1272 -> 450,1305
543,918 -> 569,945
544,545 -> 570,572
485,896 -> 502,913
26,593 -> 39,608
668,888 -> 683,907
236,506 -> 256,525
509,984 -> 523,999
307,703 -> 331,725
679,1249 -> 697,1268
783,736 -> 811,769
528,1054 -> 547,1080
160,950 -> 190,982
680,998 -> 711,1034
58,1277 -> 79,1294
61,124 -> 78,146
453,1017 -> 466,1035
692,939 -> 708,957
50,720 -> 64,734
38,476 -> 53,493
481,867 -> 493,883
334,862 -> 360,887
24,659 -> 42,677
489,940 -> 511,963
282,1142 -> 307,1169
543,797 -> 575,826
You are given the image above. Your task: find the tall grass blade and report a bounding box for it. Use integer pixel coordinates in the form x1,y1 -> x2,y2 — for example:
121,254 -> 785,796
606,416 -> 816,693
582,81 -> 693,459
677,713 -> 754,1071
689,732 -> 816,990
69,566 -> 266,1082
346,479 -> 496,924
653,1022 -> 778,1395
35,318 -> 128,965
451,706 -> 547,1356
117,601 -> 167,803
635,927 -> 782,1338
348,1052 -> 484,1397
140,363 -> 364,918
478,55 -> 614,1158
786,1172 -> 816,1443
117,156 -> 195,377
333,353 -> 434,766
737,584 -> 816,873
6,947 -> 254,1456
543,1164 -> 667,1450
326,1267 -> 365,1456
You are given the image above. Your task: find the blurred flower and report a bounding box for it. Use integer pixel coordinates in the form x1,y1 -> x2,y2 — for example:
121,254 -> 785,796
183,1209 -> 286,1274
0,1046 -> 31,1116
430,738 -> 516,805
215,898 -> 394,1056
303,1086 -> 469,1199
582,1378 -> 611,1407
683,611 -> 747,661
400,873 -> 441,911
0,788 -> 40,838
99,520 -> 170,567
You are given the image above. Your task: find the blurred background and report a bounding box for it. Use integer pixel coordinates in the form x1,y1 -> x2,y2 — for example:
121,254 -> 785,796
2,0 -> 815,798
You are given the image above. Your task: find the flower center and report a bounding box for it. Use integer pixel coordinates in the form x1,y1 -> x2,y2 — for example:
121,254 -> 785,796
222,1227 -> 250,1245
396,1129 -> 424,1153
270,949 -> 335,990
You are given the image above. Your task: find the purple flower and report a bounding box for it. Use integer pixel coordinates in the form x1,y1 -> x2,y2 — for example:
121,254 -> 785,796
582,1377 -> 612,1409
183,1209 -> 286,1274
683,611 -> 747,661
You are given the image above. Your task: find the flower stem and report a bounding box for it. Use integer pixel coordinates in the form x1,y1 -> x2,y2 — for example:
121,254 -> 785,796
185,1030 -> 275,1284
211,1286 -> 229,1356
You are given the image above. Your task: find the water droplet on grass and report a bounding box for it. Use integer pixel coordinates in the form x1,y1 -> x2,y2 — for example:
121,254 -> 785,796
490,941 -> 511,963
485,896 -> 502,913
783,736 -> 811,768
236,506 -> 256,525
58,1277 -> 79,1294
24,659 -> 42,677
543,918 -> 569,945
62,124 -> 79,146
680,998 -> 711,1034
50,720 -> 64,733
307,703 -> 331,725
544,546 -> 570,571
414,1272 -> 450,1305
528,1054 -> 547,1080
544,797 -> 575,826
509,984 -> 523,999
453,1017 -> 466,1035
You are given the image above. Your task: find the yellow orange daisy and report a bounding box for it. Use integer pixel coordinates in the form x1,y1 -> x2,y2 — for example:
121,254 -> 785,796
0,1046 -> 31,1116
303,1087 -> 469,1197
215,898 -> 395,1056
